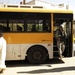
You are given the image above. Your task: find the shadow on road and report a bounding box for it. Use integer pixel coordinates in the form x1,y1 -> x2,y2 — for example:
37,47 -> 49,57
6,58 -> 64,67
17,66 -> 75,74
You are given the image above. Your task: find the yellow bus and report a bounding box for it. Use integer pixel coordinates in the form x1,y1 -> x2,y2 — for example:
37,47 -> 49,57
0,5 -> 73,63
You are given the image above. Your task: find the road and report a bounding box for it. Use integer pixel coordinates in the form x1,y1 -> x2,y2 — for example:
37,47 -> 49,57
0,57 -> 75,75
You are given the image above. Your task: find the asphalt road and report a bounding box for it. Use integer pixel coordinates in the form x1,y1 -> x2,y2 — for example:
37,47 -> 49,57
0,57 -> 75,75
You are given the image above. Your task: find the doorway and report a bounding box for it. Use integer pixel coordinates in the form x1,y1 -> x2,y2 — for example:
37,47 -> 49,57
53,19 -> 73,57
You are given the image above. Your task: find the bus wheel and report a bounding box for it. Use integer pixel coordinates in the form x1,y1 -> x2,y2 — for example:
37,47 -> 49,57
27,46 -> 47,64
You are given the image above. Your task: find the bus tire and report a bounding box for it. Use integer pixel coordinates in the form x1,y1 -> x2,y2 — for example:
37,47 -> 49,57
27,45 -> 47,64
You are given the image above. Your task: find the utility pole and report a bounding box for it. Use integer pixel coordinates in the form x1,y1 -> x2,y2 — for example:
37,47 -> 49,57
20,0 -> 26,4
23,0 -> 26,4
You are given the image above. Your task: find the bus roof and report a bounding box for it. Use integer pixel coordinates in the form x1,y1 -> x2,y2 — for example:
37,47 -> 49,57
0,7 -> 73,14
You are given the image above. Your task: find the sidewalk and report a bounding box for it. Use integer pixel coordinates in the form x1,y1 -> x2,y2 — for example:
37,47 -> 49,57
1,57 -> 75,75
48,57 -> 75,75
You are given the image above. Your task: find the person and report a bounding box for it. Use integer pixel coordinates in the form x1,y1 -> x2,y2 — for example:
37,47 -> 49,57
55,25 -> 66,60
0,33 -> 6,73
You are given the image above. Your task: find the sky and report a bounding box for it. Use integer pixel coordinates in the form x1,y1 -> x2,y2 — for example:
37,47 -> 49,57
0,0 -> 75,19
0,0 -> 75,7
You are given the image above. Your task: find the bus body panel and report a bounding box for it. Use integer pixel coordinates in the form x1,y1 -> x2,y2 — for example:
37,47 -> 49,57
4,33 -> 53,44
6,43 -> 53,60
0,8 -> 73,14
5,33 -> 53,60
6,44 -> 21,60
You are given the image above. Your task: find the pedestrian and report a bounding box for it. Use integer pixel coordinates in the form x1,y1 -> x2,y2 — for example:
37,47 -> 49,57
55,25 -> 66,60
0,33 -> 6,73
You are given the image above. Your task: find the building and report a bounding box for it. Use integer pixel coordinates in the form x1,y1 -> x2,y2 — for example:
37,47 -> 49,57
24,0 -> 67,10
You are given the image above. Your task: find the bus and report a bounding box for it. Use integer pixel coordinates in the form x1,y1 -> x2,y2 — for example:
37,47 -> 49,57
0,5 -> 73,63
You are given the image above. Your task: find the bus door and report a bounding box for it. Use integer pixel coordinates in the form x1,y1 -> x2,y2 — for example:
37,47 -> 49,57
53,19 -> 73,57
63,20 -> 73,57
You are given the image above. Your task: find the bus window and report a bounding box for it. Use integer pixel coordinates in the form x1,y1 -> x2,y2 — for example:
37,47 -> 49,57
26,19 -> 50,32
35,20 -> 43,32
27,20 -> 35,32
0,19 -> 8,32
9,20 -> 24,32
27,20 -> 43,32
0,12 -> 51,33
26,13 -> 51,32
